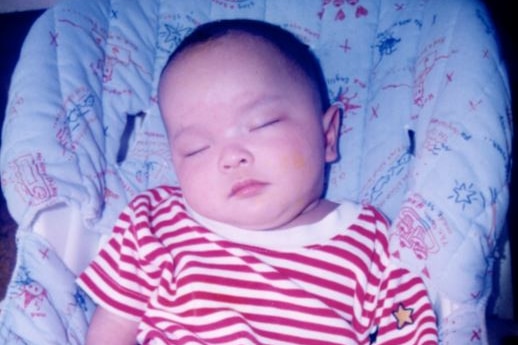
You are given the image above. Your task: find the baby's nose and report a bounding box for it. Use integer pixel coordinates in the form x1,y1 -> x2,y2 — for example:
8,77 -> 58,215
218,145 -> 253,171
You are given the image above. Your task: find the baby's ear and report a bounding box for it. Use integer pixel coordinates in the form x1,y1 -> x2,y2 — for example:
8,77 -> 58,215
322,103 -> 342,163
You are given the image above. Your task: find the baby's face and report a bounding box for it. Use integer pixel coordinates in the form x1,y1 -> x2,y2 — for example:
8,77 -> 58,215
159,34 -> 338,230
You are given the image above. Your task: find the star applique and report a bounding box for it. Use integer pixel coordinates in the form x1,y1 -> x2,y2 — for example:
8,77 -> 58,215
392,303 -> 414,329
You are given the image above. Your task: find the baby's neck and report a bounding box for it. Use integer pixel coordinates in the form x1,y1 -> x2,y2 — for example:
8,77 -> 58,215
278,199 -> 339,230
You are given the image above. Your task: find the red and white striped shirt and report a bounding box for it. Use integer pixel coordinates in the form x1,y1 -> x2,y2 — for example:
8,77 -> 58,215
78,185 -> 437,344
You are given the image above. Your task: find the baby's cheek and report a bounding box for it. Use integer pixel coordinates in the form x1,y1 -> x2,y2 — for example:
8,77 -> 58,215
263,149 -> 306,174
262,143 -> 309,172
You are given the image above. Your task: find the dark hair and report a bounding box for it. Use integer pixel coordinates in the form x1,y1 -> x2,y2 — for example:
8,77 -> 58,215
164,19 -> 330,112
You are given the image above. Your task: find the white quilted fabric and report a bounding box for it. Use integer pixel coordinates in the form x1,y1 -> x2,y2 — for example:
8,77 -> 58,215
0,0 -> 512,343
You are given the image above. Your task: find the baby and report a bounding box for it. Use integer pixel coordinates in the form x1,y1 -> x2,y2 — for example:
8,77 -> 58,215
78,19 -> 438,344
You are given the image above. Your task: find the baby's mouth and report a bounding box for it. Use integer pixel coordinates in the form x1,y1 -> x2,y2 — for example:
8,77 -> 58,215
229,179 -> 269,199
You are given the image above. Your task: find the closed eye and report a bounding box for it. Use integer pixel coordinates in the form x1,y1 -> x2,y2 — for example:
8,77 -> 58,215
250,118 -> 281,131
184,145 -> 210,157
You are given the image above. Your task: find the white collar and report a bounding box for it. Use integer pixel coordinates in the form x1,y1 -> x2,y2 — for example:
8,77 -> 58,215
185,200 -> 361,249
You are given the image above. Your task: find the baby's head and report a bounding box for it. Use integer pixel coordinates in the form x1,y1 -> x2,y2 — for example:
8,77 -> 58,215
159,19 -> 341,230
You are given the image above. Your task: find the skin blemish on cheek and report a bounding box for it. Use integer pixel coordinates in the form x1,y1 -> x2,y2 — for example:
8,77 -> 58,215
269,153 -> 307,173
280,153 -> 306,170
290,155 -> 307,169
262,153 -> 304,172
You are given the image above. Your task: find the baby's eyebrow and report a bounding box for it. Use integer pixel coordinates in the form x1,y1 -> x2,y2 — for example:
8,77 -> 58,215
171,125 -> 206,143
238,94 -> 285,113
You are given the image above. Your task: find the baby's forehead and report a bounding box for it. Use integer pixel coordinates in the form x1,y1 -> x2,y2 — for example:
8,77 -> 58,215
164,33 -> 302,83
167,32 -> 308,87
180,32 -> 286,63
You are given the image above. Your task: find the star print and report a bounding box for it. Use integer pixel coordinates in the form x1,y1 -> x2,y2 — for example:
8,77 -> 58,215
160,23 -> 192,47
392,303 -> 414,329
450,181 -> 477,208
